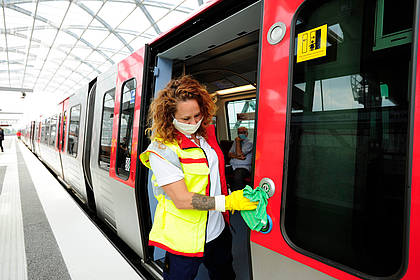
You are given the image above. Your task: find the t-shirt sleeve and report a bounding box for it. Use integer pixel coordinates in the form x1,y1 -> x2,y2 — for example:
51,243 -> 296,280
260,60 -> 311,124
149,153 -> 184,187
242,141 -> 253,155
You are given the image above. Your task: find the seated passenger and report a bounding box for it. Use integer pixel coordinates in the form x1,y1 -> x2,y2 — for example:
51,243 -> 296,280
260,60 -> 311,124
228,127 -> 253,191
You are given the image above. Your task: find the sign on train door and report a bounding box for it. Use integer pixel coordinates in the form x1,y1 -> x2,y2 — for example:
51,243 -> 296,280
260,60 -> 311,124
252,0 -> 418,279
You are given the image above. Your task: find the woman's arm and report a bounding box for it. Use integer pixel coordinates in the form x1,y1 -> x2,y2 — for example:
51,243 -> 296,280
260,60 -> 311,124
162,179 -> 215,210
162,177 -> 257,212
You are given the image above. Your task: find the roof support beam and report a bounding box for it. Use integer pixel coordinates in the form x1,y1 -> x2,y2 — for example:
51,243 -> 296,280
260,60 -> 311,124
0,86 -> 33,92
1,0 -> 11,86
21,0 -> 39,88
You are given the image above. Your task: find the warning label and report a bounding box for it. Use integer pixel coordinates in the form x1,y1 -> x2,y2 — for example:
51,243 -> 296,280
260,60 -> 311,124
297,24 -> 327,63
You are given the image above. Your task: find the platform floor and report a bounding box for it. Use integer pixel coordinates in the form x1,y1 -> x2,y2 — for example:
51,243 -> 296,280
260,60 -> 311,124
0,137 -> 144,280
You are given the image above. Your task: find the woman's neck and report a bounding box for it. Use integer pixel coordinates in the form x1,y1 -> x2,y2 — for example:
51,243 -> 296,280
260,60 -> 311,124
190,134 -> 200,146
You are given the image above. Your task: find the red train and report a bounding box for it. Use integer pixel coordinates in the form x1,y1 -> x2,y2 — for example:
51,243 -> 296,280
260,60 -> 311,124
21,0 -> 420,279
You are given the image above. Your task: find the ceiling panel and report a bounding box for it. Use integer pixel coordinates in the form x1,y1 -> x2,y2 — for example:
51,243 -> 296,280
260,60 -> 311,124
97,2 -> 136,30
36,1 -> 70,27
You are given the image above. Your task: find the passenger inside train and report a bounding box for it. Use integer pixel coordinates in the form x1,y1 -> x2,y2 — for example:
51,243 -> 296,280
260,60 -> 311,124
227,126 -> 253,191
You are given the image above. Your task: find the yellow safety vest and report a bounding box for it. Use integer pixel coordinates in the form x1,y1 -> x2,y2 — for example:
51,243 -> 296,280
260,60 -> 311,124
139,125 -> 228,257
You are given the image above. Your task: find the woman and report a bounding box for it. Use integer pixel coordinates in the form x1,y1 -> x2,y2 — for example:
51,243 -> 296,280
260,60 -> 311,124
140,75 -> 257,280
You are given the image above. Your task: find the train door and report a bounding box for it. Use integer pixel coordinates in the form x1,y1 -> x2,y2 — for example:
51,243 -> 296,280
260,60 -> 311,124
58,98 -> 68,153
105,47 -> 146,258
30,121 -> 35,151
88,66 -> 118,227
82,80 -> 97,211
251,0 -> 419,279
33,121 -> 39,154
61,89 -> 89,201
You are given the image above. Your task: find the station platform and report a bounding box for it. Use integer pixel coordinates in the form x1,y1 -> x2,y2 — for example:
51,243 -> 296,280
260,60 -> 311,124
0,137 -> 145,280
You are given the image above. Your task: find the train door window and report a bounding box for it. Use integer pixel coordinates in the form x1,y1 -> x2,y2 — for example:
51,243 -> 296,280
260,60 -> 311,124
44,119 -> 50,144
61,111 -> 66,151
49,115 -> 57,147
41,121 -> 46,143
68,104 -> 81,157
226,98 -> 256,140
37,122 -> 42,141
35,123 -> 39,141
284,0 -> 413,277
116,79 -> 136,180
99,88 -> 115,170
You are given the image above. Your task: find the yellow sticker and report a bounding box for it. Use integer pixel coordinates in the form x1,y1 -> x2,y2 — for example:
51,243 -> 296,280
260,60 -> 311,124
297,24 -> 328,63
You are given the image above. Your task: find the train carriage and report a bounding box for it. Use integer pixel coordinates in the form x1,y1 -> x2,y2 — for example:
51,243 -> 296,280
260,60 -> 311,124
21,0 -> 420,279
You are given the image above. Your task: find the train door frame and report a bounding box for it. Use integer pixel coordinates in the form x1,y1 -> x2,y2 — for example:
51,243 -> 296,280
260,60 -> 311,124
134,1 -> 263,277
110,48 -> 145,187
132,44 -> 164,277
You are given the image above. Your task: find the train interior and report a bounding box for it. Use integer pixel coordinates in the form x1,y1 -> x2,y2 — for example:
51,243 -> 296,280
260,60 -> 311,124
146,1 -> 261,279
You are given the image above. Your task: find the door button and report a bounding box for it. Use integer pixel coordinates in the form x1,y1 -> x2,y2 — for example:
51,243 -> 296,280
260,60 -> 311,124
259,178 -> 275,198
267,22 -> 286,45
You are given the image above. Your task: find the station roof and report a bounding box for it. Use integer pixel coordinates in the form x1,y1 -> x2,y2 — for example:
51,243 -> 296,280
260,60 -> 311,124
0,0 -> 207,107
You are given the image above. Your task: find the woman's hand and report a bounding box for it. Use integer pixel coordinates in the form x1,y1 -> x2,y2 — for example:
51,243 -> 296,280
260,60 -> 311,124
225,190 -> 258,212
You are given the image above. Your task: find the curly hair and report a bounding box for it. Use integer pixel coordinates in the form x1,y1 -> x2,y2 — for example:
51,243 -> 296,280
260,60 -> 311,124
146,75 -> 217,143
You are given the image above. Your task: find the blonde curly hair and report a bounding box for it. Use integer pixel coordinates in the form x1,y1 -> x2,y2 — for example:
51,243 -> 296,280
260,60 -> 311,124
146,75 -> 217,143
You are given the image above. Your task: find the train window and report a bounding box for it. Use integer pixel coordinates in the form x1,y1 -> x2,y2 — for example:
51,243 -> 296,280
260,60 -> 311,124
49,115 -> 57,147
116,79 -> 136,180
226,98 -> 256,140
284,0 -> 412,277
68,104 -> 81,157
99,89 -> 116,170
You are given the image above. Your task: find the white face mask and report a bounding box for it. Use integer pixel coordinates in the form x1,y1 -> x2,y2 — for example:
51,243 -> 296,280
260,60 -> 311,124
172,117 -> 203,135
